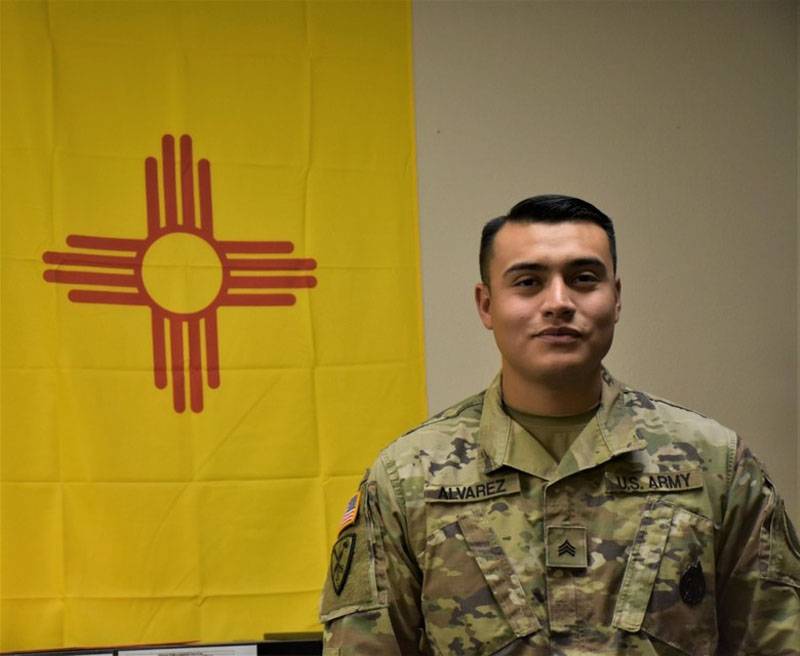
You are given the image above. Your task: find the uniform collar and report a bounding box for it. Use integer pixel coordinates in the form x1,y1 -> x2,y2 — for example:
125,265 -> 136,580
480,368 -> 647,482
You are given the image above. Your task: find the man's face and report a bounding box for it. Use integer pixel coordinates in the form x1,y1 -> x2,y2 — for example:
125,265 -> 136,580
475,220 -> 621,387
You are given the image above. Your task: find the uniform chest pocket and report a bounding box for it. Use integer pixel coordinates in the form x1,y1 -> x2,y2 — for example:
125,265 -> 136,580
612,499 -> 717,656
421,515 -> 540,656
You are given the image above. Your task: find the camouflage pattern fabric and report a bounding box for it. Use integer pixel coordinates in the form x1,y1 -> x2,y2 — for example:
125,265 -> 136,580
319,371 -> 800,655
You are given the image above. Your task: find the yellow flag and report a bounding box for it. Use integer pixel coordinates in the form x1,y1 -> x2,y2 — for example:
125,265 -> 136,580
1,1 -> 425,649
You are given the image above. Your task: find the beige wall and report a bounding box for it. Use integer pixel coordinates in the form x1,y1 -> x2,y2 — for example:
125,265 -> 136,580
413,0 -> 799,520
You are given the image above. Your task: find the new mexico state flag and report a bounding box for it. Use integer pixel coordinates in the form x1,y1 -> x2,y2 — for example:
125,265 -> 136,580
1,1 -> 426,650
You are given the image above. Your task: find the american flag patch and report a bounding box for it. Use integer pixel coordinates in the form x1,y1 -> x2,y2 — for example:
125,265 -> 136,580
338,491 -> 361,532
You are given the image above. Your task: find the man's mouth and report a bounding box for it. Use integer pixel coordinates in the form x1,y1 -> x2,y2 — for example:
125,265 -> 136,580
534,327 -> 582,342
536,327 -> 581,337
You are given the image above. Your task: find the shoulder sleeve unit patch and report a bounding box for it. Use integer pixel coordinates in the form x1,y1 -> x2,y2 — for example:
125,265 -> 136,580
330,534 -> 356,595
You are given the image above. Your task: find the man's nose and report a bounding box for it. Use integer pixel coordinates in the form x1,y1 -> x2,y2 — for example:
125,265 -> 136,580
541,278 -> 576,318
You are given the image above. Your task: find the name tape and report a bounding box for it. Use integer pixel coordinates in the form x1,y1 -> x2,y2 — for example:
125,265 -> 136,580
425,474 -> 520,503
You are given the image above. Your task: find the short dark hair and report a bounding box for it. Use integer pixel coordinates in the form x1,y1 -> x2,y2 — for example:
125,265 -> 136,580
479,194 -> 617,284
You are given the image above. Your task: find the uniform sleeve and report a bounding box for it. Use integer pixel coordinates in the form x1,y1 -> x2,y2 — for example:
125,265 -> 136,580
716,437 -> 800,654
320,455 -> 427,655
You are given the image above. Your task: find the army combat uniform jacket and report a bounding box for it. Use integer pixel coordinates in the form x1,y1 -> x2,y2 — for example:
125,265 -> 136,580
320,372 -> 800,655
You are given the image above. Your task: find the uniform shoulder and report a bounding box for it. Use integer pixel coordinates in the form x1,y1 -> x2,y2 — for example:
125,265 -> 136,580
406,390 -> 485,434
619,383 -> 736,448
377,389 -> 485,467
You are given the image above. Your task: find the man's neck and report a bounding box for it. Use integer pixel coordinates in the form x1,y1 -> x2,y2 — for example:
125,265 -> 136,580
501,365 -> 603,417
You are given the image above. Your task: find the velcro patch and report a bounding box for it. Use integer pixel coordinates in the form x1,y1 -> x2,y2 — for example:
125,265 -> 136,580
761,498 -> 800,588
330,534 -> 356,595
679,560 -> 706,605
546,525 -> 588,568
338,491 -> 360,533
605,470 -> 703,494
424,473 -> 520,503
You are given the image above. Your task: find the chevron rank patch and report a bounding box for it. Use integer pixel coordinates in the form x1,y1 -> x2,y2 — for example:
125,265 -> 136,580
546,525 -> 588,568
338,491 -> 361,533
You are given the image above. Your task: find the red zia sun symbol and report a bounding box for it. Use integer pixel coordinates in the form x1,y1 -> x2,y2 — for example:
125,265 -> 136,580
43,134 -> 317,413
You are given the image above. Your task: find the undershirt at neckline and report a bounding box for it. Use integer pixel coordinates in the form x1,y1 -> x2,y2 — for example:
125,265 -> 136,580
504,404 -> 599,464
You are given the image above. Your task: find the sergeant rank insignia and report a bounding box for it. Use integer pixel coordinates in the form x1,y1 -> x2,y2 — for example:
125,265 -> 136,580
546,525 -> 588,568
330,534 -> 356,595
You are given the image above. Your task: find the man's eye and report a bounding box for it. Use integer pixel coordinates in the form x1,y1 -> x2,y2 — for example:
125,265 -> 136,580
513,277 -> 538,287
573,273 -> 600,285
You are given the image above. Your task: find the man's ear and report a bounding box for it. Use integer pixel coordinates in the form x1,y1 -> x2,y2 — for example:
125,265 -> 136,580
475,283 -> 493,330
614,278 -> 622,323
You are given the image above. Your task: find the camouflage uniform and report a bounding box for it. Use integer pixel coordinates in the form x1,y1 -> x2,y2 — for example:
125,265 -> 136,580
320,371 -> 800,655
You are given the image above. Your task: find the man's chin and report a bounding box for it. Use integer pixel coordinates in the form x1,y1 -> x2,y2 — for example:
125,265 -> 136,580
525,360 -> 602,387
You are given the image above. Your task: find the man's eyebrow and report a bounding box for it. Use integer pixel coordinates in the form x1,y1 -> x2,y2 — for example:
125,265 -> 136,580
502,261 -> 547,276
502,257 -> 608,277
568,257 -> 608,271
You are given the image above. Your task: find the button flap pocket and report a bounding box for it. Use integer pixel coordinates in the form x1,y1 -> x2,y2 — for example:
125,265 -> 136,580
612,500 -> 675,632
422,515 -> 540,655
459,515 -> 541,637
613,500 -> 718,656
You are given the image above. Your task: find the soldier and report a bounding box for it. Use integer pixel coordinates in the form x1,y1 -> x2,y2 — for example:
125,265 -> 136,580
319,194 -> 800,655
